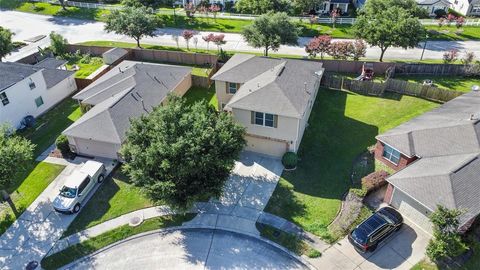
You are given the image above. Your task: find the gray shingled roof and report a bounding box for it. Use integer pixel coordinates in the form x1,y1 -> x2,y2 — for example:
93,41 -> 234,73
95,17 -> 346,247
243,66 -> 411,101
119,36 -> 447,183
416,0 -> 450,5
34,58 -> 68,69
379,91 -> 480,226
213,54 -> 324,118
63,61 -> 191,144
0,61 -> 74,91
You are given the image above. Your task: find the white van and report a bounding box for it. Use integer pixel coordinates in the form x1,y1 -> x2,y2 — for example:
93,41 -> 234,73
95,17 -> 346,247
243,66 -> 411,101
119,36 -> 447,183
53,161 -> 106,214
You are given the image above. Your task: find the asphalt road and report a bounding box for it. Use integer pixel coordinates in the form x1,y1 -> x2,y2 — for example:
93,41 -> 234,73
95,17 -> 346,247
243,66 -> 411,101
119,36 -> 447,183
62,229 -> 308,270
2,10 -> 480,62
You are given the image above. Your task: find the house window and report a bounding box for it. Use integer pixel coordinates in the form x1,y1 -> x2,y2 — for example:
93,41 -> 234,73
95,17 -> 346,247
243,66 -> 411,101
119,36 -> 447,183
253,111 -> 277,128
383,144 -> 401,164
472,5 -> 480,13
228,82 -> 237,94
0,92 -> 9,106
29,79 -> 36,90
35,96 -> 44,108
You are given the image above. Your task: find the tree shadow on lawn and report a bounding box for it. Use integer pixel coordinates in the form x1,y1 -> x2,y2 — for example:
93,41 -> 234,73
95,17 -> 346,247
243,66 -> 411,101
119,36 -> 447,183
265,89 -> 379,236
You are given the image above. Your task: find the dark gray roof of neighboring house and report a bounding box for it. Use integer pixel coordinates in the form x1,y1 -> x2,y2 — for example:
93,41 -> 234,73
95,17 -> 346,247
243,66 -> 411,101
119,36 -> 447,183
63,61 -> 191,144
379,90 -> 480,227
41,68 -> 75,88
0,61 -> 74,91
0,62 -> 40,91
331,0 -> 350,3
212,54 -> 324,118
34,58 -> 68,69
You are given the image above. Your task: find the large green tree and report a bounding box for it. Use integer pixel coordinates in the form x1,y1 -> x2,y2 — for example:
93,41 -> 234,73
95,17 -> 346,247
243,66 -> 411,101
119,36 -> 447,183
353,0 -> 426,62
242,12 -> 299,56
292,0 -> 320,13
235,0 -> 291,15
120,96 -> 246,209
0,27 -> 14,62
0,125 -> 34,200
104,6 -> 158,48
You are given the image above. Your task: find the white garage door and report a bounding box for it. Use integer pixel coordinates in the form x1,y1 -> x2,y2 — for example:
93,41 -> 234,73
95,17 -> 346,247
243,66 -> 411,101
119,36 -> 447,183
390,188 -> 433,234
245,135 -> 287,158
72,137 -> 120,159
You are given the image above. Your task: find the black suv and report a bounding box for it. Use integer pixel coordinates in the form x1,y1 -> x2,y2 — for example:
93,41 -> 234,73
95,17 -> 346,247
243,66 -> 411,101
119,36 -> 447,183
348,207 -> 403,253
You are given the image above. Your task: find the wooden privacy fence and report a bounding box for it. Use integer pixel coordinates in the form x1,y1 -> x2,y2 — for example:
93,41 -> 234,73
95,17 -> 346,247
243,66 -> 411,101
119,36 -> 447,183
321,75 -> 464,102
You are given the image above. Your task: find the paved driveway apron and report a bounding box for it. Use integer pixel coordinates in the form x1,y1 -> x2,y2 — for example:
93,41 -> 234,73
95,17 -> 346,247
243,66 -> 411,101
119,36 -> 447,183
310,219 -> 430,270
0,158 -> 116,269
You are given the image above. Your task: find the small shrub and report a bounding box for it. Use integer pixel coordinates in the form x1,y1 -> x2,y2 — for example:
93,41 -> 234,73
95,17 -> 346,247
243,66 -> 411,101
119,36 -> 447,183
55,134 -> 70,154
307,249 -> 322,258
434,9 -> 447,18
361,170 -> 389,193
49,32 -> 68,57
282,152 -> 298,169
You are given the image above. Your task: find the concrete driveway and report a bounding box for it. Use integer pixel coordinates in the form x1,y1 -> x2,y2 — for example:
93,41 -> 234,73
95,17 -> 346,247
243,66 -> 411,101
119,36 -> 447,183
311,219 -> 430,270
62,228 -> 308,270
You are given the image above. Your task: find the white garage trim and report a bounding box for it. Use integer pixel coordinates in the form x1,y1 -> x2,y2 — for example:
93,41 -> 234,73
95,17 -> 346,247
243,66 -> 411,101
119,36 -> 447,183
390,186 -> 434,235
244,134 -> 288,158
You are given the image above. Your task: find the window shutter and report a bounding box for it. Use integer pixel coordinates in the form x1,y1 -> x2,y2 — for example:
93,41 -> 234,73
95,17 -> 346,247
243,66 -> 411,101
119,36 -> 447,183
251,111 -> 255,124
273,115 -> 278,128
226,82 -> 229,93
236,83 -> 240,91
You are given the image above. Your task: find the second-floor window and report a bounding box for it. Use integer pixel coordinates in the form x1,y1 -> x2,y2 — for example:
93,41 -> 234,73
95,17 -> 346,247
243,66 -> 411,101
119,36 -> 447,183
228,82 -> 237,94
252,111 -> 277,128
35,96 -> 44,108
0,92 -> 9,106
383,144 -> 401,165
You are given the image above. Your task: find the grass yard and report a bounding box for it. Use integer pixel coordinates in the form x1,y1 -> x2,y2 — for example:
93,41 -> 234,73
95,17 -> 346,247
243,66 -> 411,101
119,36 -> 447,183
20,97 -> 82,157
183,85 -> 218,110
0,0 -> 110,21
42,213 -> 196,270
64,169 -> 153,236
425,25 -> 480,41
0,162 -> 65,235
66,57 -> 104,79
394,75 -> 480,93
257,223 -> 321,258
265,89 -> 439,240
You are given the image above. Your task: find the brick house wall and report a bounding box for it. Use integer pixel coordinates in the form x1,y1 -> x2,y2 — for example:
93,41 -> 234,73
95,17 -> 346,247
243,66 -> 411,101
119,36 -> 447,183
384,183 -> 395,203
374,141 -> 417,171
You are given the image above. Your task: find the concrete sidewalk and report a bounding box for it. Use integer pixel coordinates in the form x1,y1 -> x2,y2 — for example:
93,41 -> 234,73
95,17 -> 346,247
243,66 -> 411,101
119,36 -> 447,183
0,157 -> 117,269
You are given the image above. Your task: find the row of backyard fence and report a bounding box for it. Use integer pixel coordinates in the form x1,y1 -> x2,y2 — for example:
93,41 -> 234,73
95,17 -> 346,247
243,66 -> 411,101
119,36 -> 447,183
321,75 -> 464,102
26,0 -> 480,26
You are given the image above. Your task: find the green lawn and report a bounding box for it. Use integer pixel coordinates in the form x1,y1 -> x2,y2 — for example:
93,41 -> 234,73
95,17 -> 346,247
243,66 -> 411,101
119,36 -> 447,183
183,85 -> 218,110
411,240 -> 480,270
265,89 -> 439,239
0,162 -> 65,235
19,97 -> 82,157
394,75 -> 480,93
66,57 -> 104,79
42,213 -> 196,270
64,169 -> 153,236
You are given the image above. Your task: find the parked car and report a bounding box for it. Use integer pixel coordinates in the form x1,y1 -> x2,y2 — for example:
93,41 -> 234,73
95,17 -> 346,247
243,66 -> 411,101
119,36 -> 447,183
348,207 -> 403,253
53,161 -> 106,214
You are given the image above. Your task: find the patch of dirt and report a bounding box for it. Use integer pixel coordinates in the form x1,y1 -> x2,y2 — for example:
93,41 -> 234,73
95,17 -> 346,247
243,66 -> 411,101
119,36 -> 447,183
328,191 -> 363,235
48,149 -> 76,160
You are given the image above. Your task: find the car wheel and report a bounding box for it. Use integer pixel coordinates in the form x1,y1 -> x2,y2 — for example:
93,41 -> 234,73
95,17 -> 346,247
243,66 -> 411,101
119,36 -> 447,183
395,224 -> 403,231
73,203 -> 81,213
98,174 -> 105,183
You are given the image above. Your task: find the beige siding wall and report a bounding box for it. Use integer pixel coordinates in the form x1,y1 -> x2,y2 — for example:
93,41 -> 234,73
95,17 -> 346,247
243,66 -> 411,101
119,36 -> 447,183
295,79 -> 320,150
172,74 -> 192,97
68,136 -> 121,159
232,108 -> 300,147
215,80 -> 236,110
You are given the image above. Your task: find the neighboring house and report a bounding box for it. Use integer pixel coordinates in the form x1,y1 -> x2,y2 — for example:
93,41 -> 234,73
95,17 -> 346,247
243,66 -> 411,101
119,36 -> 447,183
417,0 -> 451,16
0,59 -> 76,129
451,0 -> 480,15
315,0 -> 351,15
375,90 -> 480,234
63,61 -> 192,159
211,54 -> 324,158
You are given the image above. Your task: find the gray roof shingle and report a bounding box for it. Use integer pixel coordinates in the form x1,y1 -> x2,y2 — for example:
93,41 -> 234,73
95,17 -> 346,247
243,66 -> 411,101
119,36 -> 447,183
63,61 -> 191,144
213,54 -> 324,118
34,58 -> 68,69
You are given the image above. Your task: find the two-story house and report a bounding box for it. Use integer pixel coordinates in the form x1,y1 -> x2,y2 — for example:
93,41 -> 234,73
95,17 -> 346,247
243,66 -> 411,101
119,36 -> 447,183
211,54 -> 324,157
0,59 -> 76,129
451,0 -> 480,16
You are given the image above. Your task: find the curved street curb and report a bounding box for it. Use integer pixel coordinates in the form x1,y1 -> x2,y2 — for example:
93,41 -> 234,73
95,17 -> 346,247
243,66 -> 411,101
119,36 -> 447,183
60,226 -> 317,270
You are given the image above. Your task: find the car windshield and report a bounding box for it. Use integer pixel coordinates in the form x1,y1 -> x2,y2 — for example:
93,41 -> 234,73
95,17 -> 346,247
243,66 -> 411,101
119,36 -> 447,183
351,227 -> 368,244
377,211 -> 395,224
59,186 -> 77,198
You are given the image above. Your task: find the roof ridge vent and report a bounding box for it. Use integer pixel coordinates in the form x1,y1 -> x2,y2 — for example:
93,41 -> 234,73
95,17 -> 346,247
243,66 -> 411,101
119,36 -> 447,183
469,113 -> 480,121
